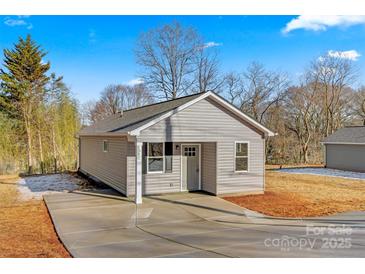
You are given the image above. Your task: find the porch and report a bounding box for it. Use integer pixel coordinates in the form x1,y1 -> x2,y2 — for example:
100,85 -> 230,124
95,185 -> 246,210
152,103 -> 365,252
128,142 -> 217,202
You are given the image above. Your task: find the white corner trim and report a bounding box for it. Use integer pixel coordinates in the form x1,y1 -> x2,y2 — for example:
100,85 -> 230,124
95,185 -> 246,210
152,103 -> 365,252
129,91 -> 275,137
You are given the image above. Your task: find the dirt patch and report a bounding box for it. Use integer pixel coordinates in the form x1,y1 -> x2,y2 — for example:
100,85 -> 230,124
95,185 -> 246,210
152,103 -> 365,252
224,171 -> 365,217
0,175 -> 70,258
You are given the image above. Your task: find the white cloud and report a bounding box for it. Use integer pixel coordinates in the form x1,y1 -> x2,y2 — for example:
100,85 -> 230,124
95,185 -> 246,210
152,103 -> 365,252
203,41 -> 222,48
4,16 -> 32,29
4,18 -> 26,27
127,78 -> 144,86
282,15 -> 365,34
328,50 -> 361,61
319,50 -> 361,61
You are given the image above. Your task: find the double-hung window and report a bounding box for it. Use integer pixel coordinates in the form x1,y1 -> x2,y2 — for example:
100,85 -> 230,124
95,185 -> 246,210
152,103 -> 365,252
147,142 -> 164,173
235,142 -> 249,172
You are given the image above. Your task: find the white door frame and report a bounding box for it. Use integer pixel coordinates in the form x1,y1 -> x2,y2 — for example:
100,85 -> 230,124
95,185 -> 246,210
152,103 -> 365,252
180,143 -> 201,191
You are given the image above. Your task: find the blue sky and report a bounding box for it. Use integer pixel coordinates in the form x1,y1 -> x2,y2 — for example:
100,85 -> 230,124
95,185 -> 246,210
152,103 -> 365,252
0,15 -> 365,104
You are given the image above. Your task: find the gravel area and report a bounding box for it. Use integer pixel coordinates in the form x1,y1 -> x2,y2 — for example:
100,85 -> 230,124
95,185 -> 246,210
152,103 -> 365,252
277,167 -> 365,180
17,173 -> 85,200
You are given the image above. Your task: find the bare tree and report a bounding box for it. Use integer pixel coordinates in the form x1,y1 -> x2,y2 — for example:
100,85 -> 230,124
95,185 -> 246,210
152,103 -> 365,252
122,84 -> 154,109
86,84 -> 154,123
352,87 -> 365,125
80,100 -> 97,126
308,54 -> 358,136
98,85 -> 125,115
194,47 -> 223,93
135,22 -> 202,99
237,62 -> 289,123
284,85 -> 320,163
223,72 -> 242,104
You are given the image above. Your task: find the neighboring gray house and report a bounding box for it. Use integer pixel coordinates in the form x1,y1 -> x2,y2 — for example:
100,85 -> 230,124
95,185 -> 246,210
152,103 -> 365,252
77,91 -> 274,203
322,126 -> 365,172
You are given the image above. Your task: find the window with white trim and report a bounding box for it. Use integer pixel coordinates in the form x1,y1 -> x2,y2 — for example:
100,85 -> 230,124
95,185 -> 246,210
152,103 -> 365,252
147,142 -> 164,173
235,142 -> 248,172
103,140 -> 108,152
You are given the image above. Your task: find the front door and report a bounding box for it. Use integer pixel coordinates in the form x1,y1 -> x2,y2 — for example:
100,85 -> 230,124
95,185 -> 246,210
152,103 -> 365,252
181,145 -> 200,191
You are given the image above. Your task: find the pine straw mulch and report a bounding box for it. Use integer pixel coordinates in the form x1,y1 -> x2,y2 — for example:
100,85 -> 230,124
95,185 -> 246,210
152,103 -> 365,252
224,171 -> 365,218
0,175 -> 70,258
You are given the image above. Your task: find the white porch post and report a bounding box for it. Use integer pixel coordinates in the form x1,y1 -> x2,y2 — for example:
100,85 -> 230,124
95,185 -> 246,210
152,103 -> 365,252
135,141 -> 143,204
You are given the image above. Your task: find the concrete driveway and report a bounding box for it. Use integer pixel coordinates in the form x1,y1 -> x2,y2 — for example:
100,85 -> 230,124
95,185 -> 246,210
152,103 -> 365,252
44,191 -> 365,258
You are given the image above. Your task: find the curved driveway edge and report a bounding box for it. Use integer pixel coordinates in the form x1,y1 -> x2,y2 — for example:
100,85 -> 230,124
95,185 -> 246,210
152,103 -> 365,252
44,191 -> 365,258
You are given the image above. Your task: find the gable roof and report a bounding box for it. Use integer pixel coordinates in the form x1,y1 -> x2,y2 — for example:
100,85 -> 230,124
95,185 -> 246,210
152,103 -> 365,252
78,93 -> 202,135
78,91 -> 275,137
322,126 -> 365,144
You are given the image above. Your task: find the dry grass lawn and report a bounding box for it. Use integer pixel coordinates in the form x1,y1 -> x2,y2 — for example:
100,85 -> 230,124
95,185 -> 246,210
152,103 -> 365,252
0,175 -> 70,258
224,171 -> 365,217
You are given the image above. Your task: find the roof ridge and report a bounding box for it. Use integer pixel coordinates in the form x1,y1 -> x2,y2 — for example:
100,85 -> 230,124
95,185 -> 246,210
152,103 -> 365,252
123,92 -> 205,112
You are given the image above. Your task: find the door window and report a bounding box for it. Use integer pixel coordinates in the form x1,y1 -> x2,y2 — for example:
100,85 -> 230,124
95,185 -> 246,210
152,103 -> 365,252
184,146 -> 196,156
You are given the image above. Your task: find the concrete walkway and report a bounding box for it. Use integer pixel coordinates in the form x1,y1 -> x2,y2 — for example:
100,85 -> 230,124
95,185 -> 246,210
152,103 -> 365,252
44,191 -> 365,258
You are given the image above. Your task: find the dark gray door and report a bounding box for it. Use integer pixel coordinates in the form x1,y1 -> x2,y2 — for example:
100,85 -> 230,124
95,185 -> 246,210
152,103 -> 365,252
181,145 -> 200,191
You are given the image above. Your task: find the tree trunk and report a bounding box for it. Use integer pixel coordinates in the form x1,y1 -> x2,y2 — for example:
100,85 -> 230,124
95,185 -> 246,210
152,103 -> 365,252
24,115 -> 33,174
54,141 -> 67,171
302,144 -> 309,164
37,129 -> 44,174
361,99 -> 365,126
51,126 -> 57,173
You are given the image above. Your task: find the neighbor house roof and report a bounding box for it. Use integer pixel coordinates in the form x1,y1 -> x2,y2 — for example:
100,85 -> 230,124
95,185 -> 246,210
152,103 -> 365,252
322,126 -> 365,144
78,91 -> 275,137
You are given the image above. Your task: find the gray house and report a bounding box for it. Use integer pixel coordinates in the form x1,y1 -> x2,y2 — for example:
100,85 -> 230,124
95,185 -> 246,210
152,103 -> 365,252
77,91 -> 274,203
322,126 -> 365,172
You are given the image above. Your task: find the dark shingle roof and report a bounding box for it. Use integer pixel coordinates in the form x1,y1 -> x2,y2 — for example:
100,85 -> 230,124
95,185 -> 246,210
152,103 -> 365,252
323,126 -> 365,144
79,93 -> 203,135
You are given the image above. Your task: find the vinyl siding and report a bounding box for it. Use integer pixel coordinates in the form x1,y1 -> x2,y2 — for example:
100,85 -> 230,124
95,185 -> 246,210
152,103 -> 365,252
127,142 -> 216,195
326,144 -> 365,172
137,97 -> 265,195
79,136 -> 127,194
216,140 -> 264,194
128,143 -> 183,196
201,142 -> 217,194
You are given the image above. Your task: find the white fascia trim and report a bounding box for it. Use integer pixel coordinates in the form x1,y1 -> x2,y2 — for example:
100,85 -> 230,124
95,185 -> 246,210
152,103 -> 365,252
129,91 -> 275,137
322,142 -> 365,145
208,93 -> 275,137
78,132 -> 129,137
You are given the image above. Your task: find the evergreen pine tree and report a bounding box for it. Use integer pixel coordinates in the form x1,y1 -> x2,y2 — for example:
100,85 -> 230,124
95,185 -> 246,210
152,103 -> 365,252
0,34 -> 50,174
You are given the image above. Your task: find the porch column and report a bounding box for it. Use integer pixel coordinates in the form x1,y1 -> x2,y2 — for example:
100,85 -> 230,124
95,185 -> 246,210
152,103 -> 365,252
135,141 -> 143,204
